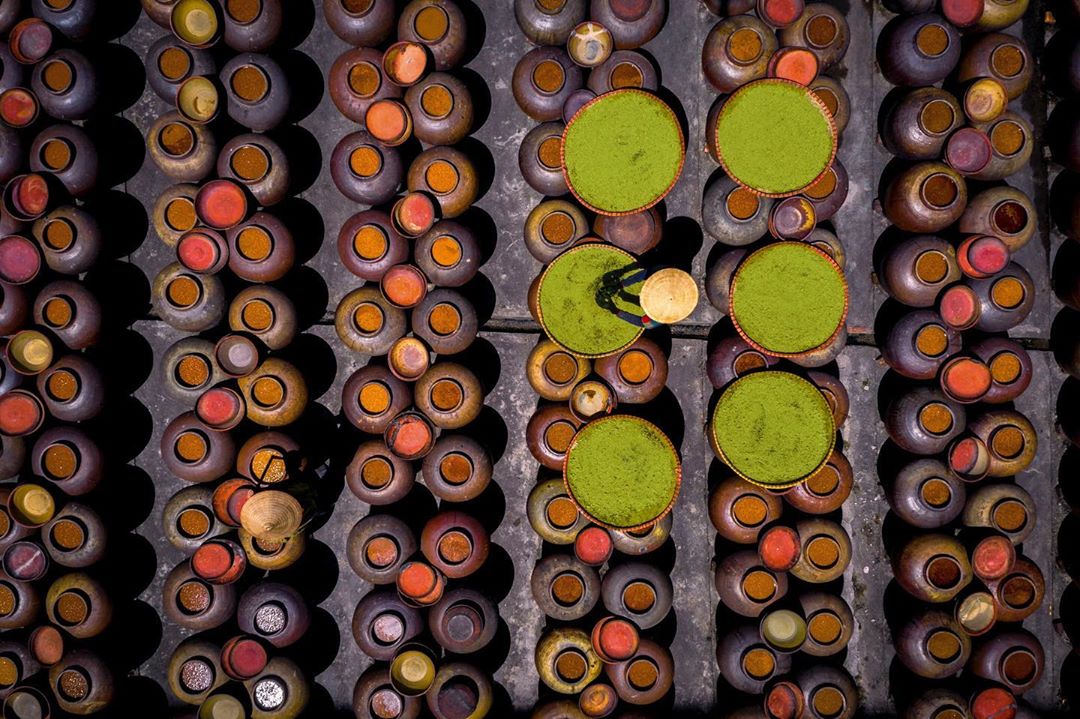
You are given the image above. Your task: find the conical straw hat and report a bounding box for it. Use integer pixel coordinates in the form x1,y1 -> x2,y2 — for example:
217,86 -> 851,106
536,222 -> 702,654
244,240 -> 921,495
640,268 -> 699,325
239,490 -> 303,542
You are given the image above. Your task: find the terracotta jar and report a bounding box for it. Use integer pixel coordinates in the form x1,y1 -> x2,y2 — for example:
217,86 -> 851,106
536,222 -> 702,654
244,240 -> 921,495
226,212 -> 294,282
790,518 -> 851,584
31,49 -> 96,121
967,262 -> 1034,332
404,72 -> 473,145
968,629 -> 1044,694
706,333 -> 778,389
347,514 -> 417,585
217,133 -> 290,206
795,665 -> 857,719
785,450 -> 852,514
414,220 -> 480,287
704,248 -> 747,315
515,0 -> 587,46
341,364 -> 411,435
887,457 -> 965,529
591,0 -> 665,49
520,121 -> 569,196
957,33 -> 1032,100
324,0 -> 394,45
702,16 -> 777,93
810,75 -> 849,134
346,439 -> 414,505
586,49 -> 658,94
222,0 -> 283,52
959,185 -> 1035,253
166,637 -> 227,705
220,53 -> 289,131
984,555 -> 1044,623
242,656 -> 309,718
527,339 -> 591,402
29,124 -> 97,198
237,581 -> 310,648
970,336 -> 1031,404
714,548 -> 788,617
882,162 -> 967,233
877,13 -> 961,87
972,112 -> 1033,181
593,205 -> 662,255
893,533 -> 972,603
527,478 -> 588,544
593,336 -> 667,404
407,146 -> 478,219
354,665 -> 421,719
600,562 -> 672,630
526,404 -> 582,471
397,0 -> 468,71
880,309 -> 960,380
876,235 -> 960,308
967,409 -> 1037,478
335,286 -> 408,355
425,662 -> 491,719
330,131 -> 402,207
717,623 -> 792,695
227,285 -> 297,351
329,47 -> 401,124
352,589 -> 424,662
146,35 -> 216,105
885,386 -> 966,455
236,358 -> 307,426
147,112 -> 217,182
604,638 -> 673,706
524,199 -> 588,262
513,46 -> 584,121
895,608 -> 971,679
702,175 -> 773,246
709,475 -> 782,544
160,411 -> 236,484
962,482 -> 1035,545
421,511 -> 489,580
536,627 -> 602,694
531,553 -> 600,621
421,434 -> 491,502
881,87 -> 962,159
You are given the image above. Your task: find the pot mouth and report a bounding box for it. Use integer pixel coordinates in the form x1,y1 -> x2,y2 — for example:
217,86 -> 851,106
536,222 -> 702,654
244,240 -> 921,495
920,173 -> 960,210
915,23 -> 951,59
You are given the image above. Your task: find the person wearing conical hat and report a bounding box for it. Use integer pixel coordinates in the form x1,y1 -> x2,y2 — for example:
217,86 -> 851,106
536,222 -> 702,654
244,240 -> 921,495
597,266 -> 699,328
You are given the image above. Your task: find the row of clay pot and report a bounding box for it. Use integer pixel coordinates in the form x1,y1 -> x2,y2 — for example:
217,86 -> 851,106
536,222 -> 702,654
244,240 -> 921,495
0,1 -> 118,716
875,3 -> 1045,718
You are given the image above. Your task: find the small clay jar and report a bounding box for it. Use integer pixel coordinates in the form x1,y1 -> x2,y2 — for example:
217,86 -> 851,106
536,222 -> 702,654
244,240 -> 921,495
354,666 -> 422,719
31,49 -> 96,121
877,235 -> 959,307
31,427 -> 102,497
881,87 -> 963,160
160,411 -> 236,484
420,511 -> 489,579
515,0 -> 587,46
513,46 -> 584,121
591,0 -> 664,49
968,262 -> 1034,332
520,122 -> 568,196
785,450 -> 853,514
959,186 -> 1034,253
421,434 -> 491,502
877,13 -> 960,87
601,562 -> 672,630
709,475 -> 782,544
46,572 -> 111,639
342,364 -> 411,435
963,482 -> 1035,545
164,561 -> 235,634
397,0 -> 468,71
335,286 -> 408,355
29,206 -> 96,278
802,160 -> 847,223
324,0 -> 395,46
971,112 -> 1033,181
404,72 -> 473,146
779,3 -> 849,70
41,502 -> 105,568
352,590 -> 424,662
329,47 -> 402,124
222,0 -> 283,52
152,263 -> 226,332
36,354 -> 104,422
526,339 -> 591,401
407,146 -> 478,218
428,587 -> 497,654
957,33 -> 1032,101
162,485 -> 224,553
586,49 -> 658,94
605,639 -> 673,706
973,0 -> 1031,32
220,53 -> 289,131
702,16 -> 777,94
237,582 -> 309,649
331,131 -> 403,206
524,199 -> 588,262
880,309 -> 961,380
967,409 -> 1037,478
411,288 -> 478,355
151,184 -> 199,247
227,211 -> 294,282
970,336 -> 1031,404
594,337 -> 668,404
716,624 -> 792,694
531,554 -> 600,621
970,630 -> 1045,695
795,665 -> 857,719
414,220 -> 480,288
526,404 -> 582,470
702,175 -> 772,246
810,75 -> 849,134
884,386 -> 966,456
236,358 -> 308,427
790,518 -> 851,584
715,549 -> 788,617
414,362 -> 482,430
227,285 -> 297,351
33,280 -> 101,350
887,457 -> 965,529
337,210 -> 407,283
347,514 -> 417,585
893,532 -> 973,603
217,133 -> 289,206
528,478 -> 588,544
146,35 -> 216,104
882,162 -> 967,233
895,609 -> 972,679
29,124 -> 97,198
147,112 -> 218,182
984,556 -> 1044,623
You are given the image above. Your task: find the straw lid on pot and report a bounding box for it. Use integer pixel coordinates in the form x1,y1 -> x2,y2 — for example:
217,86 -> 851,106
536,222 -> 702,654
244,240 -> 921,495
639,268 -> 698,325
239,489 -> 303,542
